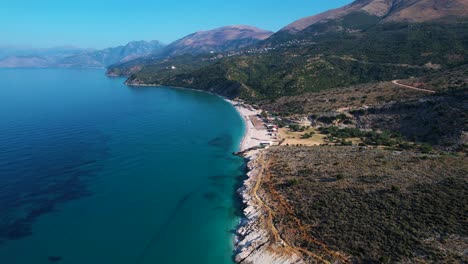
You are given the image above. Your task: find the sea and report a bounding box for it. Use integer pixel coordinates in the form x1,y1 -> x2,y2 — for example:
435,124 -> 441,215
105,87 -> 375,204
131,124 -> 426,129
0,68 -> 245,264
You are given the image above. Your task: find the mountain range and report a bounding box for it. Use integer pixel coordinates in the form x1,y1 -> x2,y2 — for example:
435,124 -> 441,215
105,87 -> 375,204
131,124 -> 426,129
107,0 -> 467,101
0,25 -> 272,69
105,25 -> 273,76
0,41 -> 164,68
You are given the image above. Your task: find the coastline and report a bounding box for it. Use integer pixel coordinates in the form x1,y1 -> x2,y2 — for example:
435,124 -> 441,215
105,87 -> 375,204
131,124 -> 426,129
123,82 -> 300,263
224,99 -> 269,151
227,99 -> 304,264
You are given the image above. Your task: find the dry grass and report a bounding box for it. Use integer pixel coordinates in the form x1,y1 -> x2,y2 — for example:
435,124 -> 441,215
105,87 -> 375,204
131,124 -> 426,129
279,128 -> 327,146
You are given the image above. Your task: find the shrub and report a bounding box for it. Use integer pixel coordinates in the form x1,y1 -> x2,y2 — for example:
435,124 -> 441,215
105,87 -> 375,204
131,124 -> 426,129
290,124 -> 307,132
419,144 -> 433,154
288,179 -> 300,186
301,132 -> 315,139
341,140 -> 353,146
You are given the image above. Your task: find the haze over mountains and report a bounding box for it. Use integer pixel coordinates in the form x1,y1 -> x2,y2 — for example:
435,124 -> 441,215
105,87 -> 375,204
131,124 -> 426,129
104,25 -> 274,75
0,25 -> 272,69
0,41 -> 164,68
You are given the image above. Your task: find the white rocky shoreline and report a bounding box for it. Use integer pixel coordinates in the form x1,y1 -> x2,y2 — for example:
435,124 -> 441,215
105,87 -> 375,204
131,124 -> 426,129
229,100 -> 304,264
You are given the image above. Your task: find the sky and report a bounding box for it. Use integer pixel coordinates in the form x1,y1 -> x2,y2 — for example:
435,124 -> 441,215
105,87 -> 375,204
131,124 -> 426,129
1,0 -> 352,49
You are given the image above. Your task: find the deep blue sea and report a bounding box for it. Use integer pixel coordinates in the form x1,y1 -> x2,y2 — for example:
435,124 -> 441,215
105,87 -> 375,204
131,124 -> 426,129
0,69 -> 245,264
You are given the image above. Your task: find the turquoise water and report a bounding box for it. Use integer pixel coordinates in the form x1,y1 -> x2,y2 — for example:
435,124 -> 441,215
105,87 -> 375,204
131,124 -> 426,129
0,69 -> 245,264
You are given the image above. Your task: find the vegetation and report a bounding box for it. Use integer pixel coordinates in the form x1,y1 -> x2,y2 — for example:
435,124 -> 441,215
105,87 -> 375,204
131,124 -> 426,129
261,146 -> 468,263
113,19 -> 468,101
289,124 -> 308,132
354,88 -> 468,152
259,63 -> 468,115
397,64 -> 468,92
259,80 -> 425,115
300,132 -> 315,139
319,126 -> 364,138
318,126 -> 446,152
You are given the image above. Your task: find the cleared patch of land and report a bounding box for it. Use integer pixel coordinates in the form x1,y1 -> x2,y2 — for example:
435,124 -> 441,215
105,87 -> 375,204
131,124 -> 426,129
279,128 -> 326,146
259,146 -> 467,263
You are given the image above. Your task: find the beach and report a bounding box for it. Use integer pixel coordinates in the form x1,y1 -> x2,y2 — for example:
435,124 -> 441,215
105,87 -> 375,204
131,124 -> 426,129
226,99 -> 275,151
228,99 -> 303,264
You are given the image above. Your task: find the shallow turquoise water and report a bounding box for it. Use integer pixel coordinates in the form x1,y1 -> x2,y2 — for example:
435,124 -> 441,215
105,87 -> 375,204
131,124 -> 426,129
0,69 -> 245,264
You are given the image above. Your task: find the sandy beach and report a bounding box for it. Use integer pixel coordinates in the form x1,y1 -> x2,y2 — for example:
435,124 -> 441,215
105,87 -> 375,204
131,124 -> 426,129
226,99 -> 276,151
226,99 -> 303,264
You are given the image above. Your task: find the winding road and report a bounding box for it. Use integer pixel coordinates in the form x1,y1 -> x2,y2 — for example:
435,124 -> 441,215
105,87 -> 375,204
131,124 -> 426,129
392,80 -> 436,94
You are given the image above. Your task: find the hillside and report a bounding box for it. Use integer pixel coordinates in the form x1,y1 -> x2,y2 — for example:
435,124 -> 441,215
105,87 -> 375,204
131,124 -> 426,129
125,50 -> 435,99
279,0 -> 468,34
260,63 -> 468,114
258,146 -> 467,263
115,0 -> 468,101
124,19 -> 468,100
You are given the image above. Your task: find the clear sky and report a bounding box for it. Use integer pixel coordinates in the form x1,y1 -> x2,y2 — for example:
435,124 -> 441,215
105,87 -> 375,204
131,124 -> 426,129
2,0 -> 352,49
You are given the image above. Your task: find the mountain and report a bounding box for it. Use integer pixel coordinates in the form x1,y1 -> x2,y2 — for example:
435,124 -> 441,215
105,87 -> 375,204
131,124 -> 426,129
159,25 -> 272,57
118,0 -> 468,101
57,40 -> 164,67
106,25 -> 273,76
0,41 -> 164,68
280,0 -> 468,34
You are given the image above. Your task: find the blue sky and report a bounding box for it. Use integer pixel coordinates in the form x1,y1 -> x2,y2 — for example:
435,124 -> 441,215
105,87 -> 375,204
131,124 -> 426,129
2,0 -> 352,49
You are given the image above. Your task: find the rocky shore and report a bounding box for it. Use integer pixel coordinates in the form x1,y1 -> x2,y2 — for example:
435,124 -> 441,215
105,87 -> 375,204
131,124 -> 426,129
231,101 -> 304,264
234,150 -> 304,264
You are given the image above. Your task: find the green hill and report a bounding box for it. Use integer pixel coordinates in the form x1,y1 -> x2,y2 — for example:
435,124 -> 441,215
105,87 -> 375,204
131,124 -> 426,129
123,19 -> 467,101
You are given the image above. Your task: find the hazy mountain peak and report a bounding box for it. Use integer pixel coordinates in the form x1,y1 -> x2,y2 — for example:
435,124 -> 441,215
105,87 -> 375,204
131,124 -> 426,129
159,25 -> 273,57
